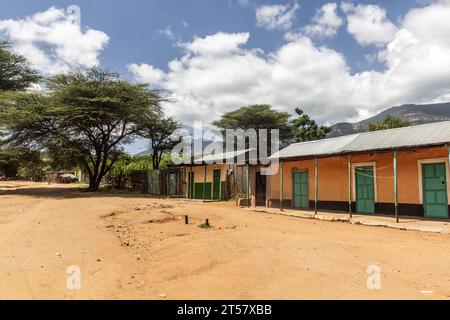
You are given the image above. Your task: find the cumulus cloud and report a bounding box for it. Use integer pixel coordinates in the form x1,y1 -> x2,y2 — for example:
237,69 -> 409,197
255,2 -> 300,31
0,6 -> 109,74
127,63 -> 166,86
402,1 -> 450,47
341,2 -> 398,46
181,32 -> 250,56
130,1 -> 450,126
304,2 -> 343,38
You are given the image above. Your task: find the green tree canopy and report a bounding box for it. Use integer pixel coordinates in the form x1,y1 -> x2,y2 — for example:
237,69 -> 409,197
0,41 -> 41,179
0,68 -> 163,191
212,104 -> 293,152
0,41 -> 40,91
368,115 -> 411,132
140,115 -> 181,170
291,108 -> 331,142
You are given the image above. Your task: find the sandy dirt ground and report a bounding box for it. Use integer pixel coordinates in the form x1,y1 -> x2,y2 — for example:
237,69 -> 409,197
1,181 -> 450,300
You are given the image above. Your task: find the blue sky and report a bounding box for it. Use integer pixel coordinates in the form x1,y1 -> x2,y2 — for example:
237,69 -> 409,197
1,0 -> 449,154
0,0 -> 424,75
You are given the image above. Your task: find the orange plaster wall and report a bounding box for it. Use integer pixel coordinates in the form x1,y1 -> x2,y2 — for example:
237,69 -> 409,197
269,146 -> 449,204
396,146 -> 448,204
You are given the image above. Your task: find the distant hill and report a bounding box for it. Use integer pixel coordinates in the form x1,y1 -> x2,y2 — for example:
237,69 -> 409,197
329,102 -> 450,137
134,138 -> 214,157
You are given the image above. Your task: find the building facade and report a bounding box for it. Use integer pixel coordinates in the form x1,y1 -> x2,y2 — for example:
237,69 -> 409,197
267,121 -> 450,219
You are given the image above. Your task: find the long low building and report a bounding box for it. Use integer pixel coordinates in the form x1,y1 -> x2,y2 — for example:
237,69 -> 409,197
268,121 -> 450,219
184,149 -> 257,202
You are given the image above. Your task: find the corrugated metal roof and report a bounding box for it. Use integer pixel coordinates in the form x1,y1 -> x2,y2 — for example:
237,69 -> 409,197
271,121 -> 450,160
195,148 -> 255,163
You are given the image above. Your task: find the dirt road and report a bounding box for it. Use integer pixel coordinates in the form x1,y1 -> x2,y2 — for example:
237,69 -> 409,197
1,181 -> 450,299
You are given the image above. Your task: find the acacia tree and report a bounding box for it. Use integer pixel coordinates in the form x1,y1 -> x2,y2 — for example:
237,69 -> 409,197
213,104 -> 293,153
0,41 -> 40,91
291,108 -> 331,142
141,115 -> 181,170
1,68 -> 163,191
0,40 -> 41,178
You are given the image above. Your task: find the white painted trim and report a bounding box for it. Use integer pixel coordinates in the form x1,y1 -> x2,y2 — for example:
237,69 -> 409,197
417,157 -> 450,204
352,162 -> 377,202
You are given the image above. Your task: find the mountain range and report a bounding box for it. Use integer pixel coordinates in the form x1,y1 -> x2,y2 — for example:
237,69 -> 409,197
134,102 -> 450,155
329,102 -> 450,137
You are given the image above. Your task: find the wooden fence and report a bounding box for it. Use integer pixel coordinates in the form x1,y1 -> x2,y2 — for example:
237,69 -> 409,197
107,167 -> 185,196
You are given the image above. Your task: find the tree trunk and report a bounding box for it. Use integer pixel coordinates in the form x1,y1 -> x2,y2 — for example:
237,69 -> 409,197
88,174 -> 98,191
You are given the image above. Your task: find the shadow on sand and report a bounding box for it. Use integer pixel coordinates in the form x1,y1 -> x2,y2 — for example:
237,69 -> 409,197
0,184 -> 167,200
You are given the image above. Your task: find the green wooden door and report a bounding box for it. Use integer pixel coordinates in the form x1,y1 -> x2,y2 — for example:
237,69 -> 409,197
356,166 -> 375,214
293,171 -> 308,209
213,169 -> 221,200
422,163 -> 448,218
188,171 -> 194,199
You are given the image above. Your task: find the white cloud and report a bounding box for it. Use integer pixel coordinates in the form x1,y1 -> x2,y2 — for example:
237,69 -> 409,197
403,1 -> 450,47
127,63 -> 166,85
129,1 -> 450,126
182,32 -> 250,56
304,2 -> 343,38
341,2 -> 398,46
0,7 -> 109,74
255,2 -> 300,31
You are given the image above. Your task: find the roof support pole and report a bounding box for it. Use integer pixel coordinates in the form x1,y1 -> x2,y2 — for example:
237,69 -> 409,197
247,164 -> 250,208
348,154 -> 352,218
280,160 -> 284,211
314,158 -> 319,216
394,150 -> 399,223
203,164 -> 207,202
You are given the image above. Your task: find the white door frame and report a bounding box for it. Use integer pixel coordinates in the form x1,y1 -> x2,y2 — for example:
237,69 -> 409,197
352,162 -> 378,203
417,158 -> 450,204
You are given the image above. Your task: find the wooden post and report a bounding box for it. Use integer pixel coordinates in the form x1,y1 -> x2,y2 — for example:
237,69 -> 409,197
247,164 -> 250,208
314,158 -> 319,216
280,160 -> 284,211
348,154 -> 352,218
203,164 -> 207,201
394,150 -> 399,223
185,215 -> 189,225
